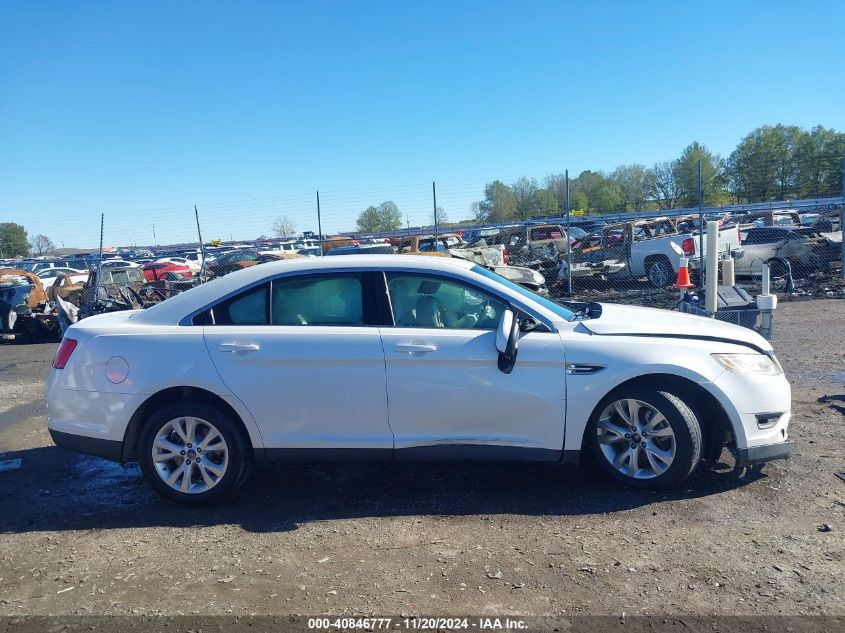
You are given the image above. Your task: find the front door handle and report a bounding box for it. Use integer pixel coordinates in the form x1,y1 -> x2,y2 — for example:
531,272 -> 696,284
395,342 -> 437,354
219,342 -> 260,353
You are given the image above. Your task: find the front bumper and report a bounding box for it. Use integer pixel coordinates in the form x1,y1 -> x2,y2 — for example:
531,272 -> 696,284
710,368 -> 793,453
736,439 -> 795,466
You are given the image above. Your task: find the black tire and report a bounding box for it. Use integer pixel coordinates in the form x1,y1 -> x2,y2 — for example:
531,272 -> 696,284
646,257 -> 674,288
139,399 -> 252,506
588,386 -> 702,490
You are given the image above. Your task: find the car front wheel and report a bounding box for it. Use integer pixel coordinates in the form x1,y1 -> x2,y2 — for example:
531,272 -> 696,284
139,400 -> 252,505
589,387 -> 702,489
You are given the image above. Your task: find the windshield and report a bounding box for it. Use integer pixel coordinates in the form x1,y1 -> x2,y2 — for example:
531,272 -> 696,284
471,265 -> 574,321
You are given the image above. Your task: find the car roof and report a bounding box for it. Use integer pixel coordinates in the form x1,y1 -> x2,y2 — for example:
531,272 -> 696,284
133,255 -> 476,325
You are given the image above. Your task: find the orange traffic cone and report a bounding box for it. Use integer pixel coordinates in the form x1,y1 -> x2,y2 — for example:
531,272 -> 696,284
673,257 -> 695,288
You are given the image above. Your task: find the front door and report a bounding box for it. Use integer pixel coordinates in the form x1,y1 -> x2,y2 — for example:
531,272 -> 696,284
202,272 -> 392,454
378,271 -> 567,460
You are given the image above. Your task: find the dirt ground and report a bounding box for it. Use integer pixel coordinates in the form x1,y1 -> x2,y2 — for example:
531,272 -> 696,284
0,300 -> 842,619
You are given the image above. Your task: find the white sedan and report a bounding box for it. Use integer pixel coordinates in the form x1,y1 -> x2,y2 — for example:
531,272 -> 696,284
46,255 -> 793,505
36,267 -> 89,285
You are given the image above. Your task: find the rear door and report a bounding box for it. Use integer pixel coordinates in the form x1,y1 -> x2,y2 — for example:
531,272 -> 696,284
201,271 -> 392,455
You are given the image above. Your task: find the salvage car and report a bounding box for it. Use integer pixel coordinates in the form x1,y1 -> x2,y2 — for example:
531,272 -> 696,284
472,224 -> 570,279
394,235 -> 548,293
0,268 -> 59,341
734,227 -> 834,279
142,261 -> 193,282
47,255 -> 794,505
36,267 -> 89,285
596,217 -> 742,288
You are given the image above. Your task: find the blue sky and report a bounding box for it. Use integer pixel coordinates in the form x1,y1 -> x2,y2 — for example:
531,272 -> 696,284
1,1 -> 844,248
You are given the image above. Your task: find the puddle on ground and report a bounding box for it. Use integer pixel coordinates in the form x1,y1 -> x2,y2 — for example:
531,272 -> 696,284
72,456 -> 149,505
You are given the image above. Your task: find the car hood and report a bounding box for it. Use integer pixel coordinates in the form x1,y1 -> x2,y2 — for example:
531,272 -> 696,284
581,303 -> 773,353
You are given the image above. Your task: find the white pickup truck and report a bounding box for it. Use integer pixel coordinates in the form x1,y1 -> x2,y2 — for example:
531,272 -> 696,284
594,217 -> 743,288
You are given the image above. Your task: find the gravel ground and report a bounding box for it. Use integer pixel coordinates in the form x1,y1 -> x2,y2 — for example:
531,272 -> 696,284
0,300 -> 842,618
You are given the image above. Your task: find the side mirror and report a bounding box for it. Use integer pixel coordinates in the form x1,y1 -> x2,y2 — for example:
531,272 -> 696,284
496,308 -> 519,374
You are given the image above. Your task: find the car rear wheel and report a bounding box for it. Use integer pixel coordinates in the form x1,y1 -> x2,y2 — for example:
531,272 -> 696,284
646,257 -> 674,288
589,386 -> 702,489
139,400 -> 252,505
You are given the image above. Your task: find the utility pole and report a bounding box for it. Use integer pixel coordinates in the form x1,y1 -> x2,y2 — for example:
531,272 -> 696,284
316,190 -> 323,256
432,181 -> 438,240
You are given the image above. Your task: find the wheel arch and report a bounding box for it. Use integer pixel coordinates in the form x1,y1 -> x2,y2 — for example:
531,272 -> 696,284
121,386 -> 258,463
576,373 -> 735,463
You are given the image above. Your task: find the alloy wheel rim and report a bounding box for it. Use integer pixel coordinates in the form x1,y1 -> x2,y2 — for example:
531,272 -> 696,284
596,398 -> 676,480
151,416 -> 229,494
649,262 -> 671,287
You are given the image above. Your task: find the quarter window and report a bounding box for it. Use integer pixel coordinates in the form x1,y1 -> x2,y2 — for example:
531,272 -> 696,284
213,284 -> 269,325
385,273 -> 505,329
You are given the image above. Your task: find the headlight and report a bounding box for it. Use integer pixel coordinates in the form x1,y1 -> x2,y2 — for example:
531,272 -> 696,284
711,353 -> 783,375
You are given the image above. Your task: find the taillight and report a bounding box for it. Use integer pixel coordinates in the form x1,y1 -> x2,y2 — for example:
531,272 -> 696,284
682,238 -> 695,256
53,338 -> 78,369
502,247 -> 509,265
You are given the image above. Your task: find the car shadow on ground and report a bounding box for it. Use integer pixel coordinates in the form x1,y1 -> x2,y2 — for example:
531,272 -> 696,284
0,445 -> 766,535
818,393 -> 845,416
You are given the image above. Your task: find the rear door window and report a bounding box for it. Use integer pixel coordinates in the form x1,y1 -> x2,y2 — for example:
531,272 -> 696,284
271,274 -> 364,326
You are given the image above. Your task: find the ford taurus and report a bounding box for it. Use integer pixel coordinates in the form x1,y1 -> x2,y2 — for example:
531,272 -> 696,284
46,255 -> 793,504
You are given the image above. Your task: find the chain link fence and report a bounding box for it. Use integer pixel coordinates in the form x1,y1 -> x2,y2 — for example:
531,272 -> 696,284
195,199 -> 843,312
1,188 -> 842,343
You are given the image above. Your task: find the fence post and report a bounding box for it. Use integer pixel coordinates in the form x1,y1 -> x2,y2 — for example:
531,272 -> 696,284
841,156 -> 844,279
432,181 -> 438,240
316,191 -> 323,256
92,213 -> 104,310
697,160 -> 704,284
194,205 -> 207,283
565,169 -> 572,294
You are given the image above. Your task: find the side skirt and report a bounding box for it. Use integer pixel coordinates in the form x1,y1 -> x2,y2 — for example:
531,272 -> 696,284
260,446 -> 564,463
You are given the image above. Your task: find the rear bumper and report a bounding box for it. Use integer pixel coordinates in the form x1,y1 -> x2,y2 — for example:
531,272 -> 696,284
736,440 -> 795,466
49,428 -> 123,462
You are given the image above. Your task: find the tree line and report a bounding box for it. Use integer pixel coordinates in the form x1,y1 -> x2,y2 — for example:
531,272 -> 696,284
352,123 -> 844,231
0,222 -> 54,258
472,124 -> 844,223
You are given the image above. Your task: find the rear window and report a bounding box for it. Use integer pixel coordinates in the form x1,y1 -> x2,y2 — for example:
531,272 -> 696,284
530,227 -> 563,240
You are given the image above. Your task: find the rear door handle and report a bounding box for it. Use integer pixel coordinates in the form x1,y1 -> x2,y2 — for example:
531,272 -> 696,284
395,342 -> 437,354
219,342 -> 260,353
